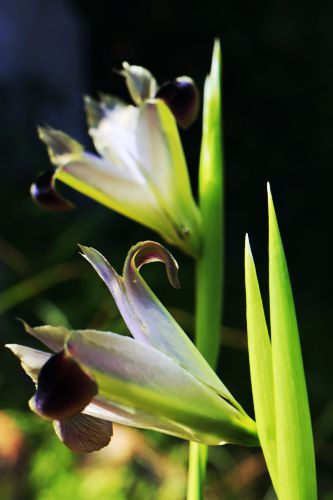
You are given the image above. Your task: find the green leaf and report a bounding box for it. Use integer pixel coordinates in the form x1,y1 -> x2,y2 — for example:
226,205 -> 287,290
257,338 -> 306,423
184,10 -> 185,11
244,235 -> 278,492
268,184 -> 317,499
196,38 -> 223,368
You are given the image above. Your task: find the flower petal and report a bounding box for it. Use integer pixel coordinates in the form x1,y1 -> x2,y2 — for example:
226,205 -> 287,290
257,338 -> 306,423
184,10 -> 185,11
67,329 -> 258,446
39,121 -> 187,240
84,97 -> 145,182
85,98 -> 202,256
83,400 -> 194,441
20,320 -> 70,352
120,62 -> 157,105
31,349 -> 98,421
79,242 -> 240,408
30,170 -> 74,212
135,99 -> 202,255
53,414 -> 113,453
7,343 -> 207,441
37,126 -> 84,167
5,344 -> 51,383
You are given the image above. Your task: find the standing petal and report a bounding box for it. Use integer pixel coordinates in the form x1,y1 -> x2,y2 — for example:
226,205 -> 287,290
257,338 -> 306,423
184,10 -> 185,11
135,100 -> 202,256
80,242 -> 244,411
120,62 -> 157,105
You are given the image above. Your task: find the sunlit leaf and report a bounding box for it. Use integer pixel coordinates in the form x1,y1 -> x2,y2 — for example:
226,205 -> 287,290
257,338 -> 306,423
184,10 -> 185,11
268,184 -> 317,499
244,235 -> 278,492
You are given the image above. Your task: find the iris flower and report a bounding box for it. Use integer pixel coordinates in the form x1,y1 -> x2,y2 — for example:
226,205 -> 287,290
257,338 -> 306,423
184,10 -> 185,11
7,241 -> 258,453
33,63 -> 202,257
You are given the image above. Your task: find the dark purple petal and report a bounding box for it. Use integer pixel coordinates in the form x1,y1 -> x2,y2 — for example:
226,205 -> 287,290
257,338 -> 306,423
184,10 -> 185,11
53,414 -> 113,453
30,170 -> 74,211
155,77 -> 200,128
32,350 -> 98,421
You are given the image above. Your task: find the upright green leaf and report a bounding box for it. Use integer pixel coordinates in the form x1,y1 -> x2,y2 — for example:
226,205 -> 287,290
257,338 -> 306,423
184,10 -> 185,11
244,235 -> 278,492
268,184 -> 317,499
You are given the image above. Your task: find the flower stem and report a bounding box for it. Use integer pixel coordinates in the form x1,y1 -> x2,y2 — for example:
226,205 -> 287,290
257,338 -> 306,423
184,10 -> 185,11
187,40 -> 224,500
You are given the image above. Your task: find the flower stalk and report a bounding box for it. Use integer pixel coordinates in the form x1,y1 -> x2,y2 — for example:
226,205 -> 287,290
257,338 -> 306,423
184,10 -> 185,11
188,39 -> 224,500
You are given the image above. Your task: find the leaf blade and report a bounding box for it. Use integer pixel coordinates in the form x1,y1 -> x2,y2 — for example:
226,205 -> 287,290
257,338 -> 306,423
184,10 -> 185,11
268,185 -> 317,499
244,235 -> 278,492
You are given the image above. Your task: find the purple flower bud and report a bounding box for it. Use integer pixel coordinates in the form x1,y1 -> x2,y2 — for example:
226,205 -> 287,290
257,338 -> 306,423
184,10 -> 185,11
156,77 -> 200,129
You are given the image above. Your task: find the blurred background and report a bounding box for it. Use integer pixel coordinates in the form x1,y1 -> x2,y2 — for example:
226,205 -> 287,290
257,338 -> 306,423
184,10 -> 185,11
1,0 -> 332,498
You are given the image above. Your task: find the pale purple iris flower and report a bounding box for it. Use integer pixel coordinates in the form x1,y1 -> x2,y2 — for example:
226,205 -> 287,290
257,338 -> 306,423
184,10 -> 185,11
7,241 -> 258,453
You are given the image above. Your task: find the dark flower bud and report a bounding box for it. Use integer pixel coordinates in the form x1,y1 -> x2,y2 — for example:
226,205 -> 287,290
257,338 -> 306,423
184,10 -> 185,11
30,170 -> 74,212
155,77 -> 200,129
32,350 -> 98,421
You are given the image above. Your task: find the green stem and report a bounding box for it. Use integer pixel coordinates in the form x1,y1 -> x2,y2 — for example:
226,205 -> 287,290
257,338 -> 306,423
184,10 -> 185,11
187,442 -> 208,500
187,40 -> 224,500
0,263 -> 80,314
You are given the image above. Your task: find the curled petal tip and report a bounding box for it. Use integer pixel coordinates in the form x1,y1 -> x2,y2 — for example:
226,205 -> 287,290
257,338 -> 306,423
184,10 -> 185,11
32,350 -> 98,421
155,76 -> 200,128
128,241 -> 180,289
30,170 -> 74,212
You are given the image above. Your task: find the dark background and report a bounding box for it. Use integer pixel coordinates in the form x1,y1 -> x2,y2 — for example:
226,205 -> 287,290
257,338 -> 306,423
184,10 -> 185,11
1,0 -> 332,498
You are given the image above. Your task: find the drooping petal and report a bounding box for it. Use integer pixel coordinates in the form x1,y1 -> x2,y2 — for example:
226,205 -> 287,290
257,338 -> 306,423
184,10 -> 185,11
67,329 -> 258,446
30,170 -> 74,211
120,62 -> 157,105
6,344 -> 113,452
6,343 -> 209,442
53,414 -> 113,453
31,349 -> 97,421
80,242 -> 241,409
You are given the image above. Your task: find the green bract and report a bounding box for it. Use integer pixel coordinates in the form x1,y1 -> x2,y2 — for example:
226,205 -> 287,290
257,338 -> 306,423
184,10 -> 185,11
7,241 -> 258,453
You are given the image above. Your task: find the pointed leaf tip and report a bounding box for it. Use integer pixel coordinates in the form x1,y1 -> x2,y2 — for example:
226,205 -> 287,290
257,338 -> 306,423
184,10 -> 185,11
245,234 -> 252,257
267,182 -> 272,201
